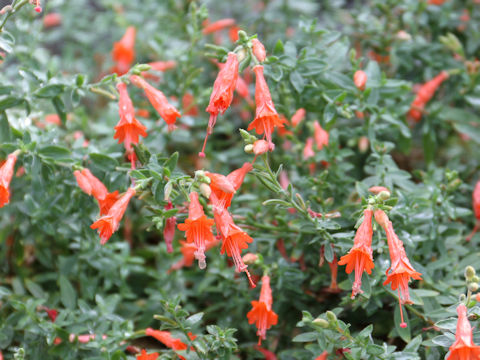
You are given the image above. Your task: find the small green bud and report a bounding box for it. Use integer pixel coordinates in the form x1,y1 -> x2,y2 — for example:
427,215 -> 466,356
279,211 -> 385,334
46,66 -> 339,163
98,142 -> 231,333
244,144 -> 254,153
465,266 -> 476,281
238,30 -> 248,41
468,282 -> 479,292
199,183 -> 211,199
378,190 -> 391,200
472,276 -> 480,283
313,318 -> 329,328
326,311 -> 337,323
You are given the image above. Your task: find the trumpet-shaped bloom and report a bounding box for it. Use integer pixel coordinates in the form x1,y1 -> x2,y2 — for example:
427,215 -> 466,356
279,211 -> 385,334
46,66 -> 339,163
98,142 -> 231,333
163,201 -> 176,253
247,275 -> 278,345
338,209 -> 374,298
114,82 -> 148,151
473,181 -> 480,220
408,71 -> 448,122
145,328 -> 190,360
170,237 -> 219,271
137,349 -> 159,360
130,75 -> 181,131
313,122 -> 329,150
251,38 -> 266,62
0,153 -> 17,208
467,181 -> 480,241
291,108 -> 305,128
213,207 -> 255,286
206,162 -> 252,209
74,168 -> 119,215
91,187 -> 136,245
201,52 -> 239,157
177,192 -> 215,269
315,352 -> 328,360
202,18 -> 235,34
374,210 -> 422,327
112,26 -> 136,75
248,65 -> 284,149
446,303 -> 480,360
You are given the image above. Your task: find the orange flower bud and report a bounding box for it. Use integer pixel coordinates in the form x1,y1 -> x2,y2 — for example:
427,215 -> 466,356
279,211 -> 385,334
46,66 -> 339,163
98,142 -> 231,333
251,38 -> 266,62
353,70 -> 367,91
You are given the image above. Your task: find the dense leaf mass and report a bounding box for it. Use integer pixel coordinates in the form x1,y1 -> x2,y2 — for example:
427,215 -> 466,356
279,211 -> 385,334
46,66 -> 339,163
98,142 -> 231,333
0,0 -> 479,359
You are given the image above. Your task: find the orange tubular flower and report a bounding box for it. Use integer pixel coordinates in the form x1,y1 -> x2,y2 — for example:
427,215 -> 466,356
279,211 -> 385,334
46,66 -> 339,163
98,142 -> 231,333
214,207 -> 255,287
374,210 -> 422,327
313,121 -> 329,150
112,26 -> 136,75
177,192 -> 215,269
43,13 -> 62,28
137,349 -> 159,360
251,38 -> 266,62
170,237 -> 219,271
291,108 -> 306,128
74,169 -> 119,215
206,162 -> 253,209
467,180 -> 480,241
247,275 -> 278,345
0,153 -> 18,208
201,52 -> 239,157
408,71 -> 449,122
202,18 -> 236,34
338,209 -> 374,298
130,75 -> 181,131
163,201 -> 176,253
91,187 -> 136,245
253,139 -> 271,155
145,328 -> 189,360
148,61 -> 176,72
248,65 -> 284,150
446,303 -> 480,360
114,82 -> 148,152
315,351 -> 328,360
303,137 -> 315,160
353,70 -> 367,91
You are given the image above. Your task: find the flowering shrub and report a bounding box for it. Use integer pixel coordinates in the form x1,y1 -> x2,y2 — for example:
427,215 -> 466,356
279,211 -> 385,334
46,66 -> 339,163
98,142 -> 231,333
1,0 -> 480,359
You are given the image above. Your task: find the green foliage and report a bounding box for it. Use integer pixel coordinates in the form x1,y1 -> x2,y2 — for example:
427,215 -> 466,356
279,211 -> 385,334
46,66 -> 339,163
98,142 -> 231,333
0,0 -> 480,359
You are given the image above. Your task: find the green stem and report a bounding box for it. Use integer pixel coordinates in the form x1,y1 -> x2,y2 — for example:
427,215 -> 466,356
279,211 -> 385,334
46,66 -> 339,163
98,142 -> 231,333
0,0 -> 28,33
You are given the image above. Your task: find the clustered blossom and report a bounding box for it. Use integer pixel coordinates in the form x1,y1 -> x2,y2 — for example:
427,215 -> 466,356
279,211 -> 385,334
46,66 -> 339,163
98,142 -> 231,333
74,168 -> 119,215
130,75 -> 181,131
0,152 -> 18,208
338,209 -> 374,298
447,303 -> 480,360
91,187 -> 136,245
408,71 -> 449,122
201,52 -> 239,157
177,192 -> 215,269
112,26 -> 136,75
247,275 -> 278,344
466,180 -> 480,241
338,204 -> 422,328
247,65 -> 285,151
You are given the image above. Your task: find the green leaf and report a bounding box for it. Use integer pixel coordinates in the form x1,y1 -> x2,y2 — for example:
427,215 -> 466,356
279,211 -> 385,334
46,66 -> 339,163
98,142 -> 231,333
164,152 -> 179,173
38,146 -> 72,159
59,276 -> 76,309
186,312 -> 204,326
324,244 -> 334,263
0,97 -> 23,111
366,344 -> 384,356
90,153 -> 119,169
290,70 -> 305,93
292,331 -> 318,342
34,84 -> 66,98
394,304 -> 411,342
25,279 -> 46,299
